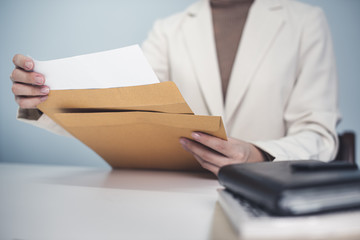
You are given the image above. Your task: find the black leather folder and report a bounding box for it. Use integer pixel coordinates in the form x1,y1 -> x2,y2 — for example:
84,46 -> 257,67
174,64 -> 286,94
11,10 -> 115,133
218,160 -> 360,216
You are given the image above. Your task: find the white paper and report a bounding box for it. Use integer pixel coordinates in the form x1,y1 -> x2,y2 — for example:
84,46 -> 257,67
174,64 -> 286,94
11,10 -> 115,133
33,45 -> 159,90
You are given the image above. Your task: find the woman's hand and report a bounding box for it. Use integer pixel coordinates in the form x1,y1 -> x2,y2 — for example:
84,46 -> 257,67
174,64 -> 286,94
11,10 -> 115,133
180,132 -> 264,175
10,54 -> 49,109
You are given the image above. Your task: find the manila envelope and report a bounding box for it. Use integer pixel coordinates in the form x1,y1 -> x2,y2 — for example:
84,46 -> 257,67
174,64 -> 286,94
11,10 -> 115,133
38,81 -> 227,171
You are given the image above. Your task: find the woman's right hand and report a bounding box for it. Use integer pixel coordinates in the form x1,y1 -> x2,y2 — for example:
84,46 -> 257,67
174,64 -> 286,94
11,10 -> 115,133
10,54 -> 49,109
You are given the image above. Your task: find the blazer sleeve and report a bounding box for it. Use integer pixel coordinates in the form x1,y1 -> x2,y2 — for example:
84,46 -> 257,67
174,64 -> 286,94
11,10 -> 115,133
253,8 -> 340,161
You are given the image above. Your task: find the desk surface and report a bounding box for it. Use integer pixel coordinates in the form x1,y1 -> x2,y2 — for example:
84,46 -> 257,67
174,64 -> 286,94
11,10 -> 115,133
0,163 -> 237,240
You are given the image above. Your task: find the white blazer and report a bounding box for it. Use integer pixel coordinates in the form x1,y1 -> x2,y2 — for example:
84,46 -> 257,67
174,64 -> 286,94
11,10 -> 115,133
141,0 -> 340,161
20,0 -> 339,161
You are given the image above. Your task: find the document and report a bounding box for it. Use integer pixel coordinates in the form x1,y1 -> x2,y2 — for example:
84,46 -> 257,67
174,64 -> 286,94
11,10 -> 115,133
36,45 -> 227,170
33,45 -> 159,90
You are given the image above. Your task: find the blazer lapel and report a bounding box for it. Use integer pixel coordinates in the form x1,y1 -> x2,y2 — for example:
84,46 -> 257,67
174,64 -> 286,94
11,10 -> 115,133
225,0 -> 285,122
182,0 -> 224,117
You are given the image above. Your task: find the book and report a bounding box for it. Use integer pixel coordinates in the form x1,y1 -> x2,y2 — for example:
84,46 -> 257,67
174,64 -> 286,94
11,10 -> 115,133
218,160 -> 360,216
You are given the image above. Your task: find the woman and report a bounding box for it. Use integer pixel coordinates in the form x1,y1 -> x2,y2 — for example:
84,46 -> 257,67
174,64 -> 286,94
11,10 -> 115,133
11,0 -> 340,175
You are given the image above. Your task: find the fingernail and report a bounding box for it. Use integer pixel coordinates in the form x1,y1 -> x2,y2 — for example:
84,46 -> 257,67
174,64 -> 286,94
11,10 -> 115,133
40,87 -> 49,94
180,138 -> 188,145
24,60 -> 33,70
40,96 -> 48,102
35,76 -> 44,85
192,132 -> 201,140
180,139 -> 190,152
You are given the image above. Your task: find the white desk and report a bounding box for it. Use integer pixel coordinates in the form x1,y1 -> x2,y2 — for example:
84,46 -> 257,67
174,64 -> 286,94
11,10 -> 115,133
0,163 -> 237,240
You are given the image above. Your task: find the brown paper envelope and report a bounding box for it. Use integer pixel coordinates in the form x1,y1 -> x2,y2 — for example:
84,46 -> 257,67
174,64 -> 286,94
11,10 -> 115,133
38,81 -> 228,170
53,111 -> 227,170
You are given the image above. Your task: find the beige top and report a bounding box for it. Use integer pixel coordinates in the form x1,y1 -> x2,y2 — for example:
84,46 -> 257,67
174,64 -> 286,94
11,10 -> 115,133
210,0 -> 254,101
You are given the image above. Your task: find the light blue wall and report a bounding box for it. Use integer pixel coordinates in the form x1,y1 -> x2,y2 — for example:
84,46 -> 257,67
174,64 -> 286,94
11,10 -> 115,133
0,0 -> 359,167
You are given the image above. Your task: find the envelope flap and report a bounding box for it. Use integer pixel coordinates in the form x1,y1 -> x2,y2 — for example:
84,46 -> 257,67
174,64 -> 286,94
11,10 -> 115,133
38,82 -> 193,116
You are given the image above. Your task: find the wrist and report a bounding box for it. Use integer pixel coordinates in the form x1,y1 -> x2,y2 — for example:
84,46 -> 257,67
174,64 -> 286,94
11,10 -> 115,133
249,144 -> 265,162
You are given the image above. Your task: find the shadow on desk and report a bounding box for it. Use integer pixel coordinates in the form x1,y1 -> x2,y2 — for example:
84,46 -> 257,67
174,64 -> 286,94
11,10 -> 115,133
41,168 -> 219,195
